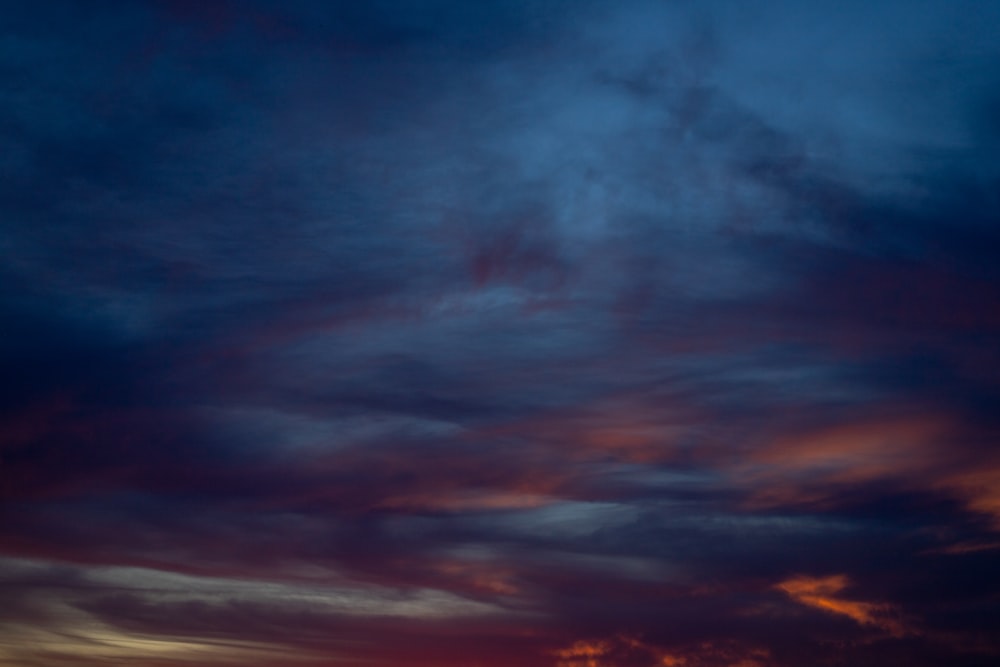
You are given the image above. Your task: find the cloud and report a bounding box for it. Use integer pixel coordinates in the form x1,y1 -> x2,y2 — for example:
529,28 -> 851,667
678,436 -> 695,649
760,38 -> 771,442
2,1 -> 1000,666
550,636 -> 773,667
775,574 -> 909,636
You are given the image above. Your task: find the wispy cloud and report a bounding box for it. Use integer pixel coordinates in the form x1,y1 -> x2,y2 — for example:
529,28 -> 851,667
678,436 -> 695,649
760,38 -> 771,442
776,574 -> 910,636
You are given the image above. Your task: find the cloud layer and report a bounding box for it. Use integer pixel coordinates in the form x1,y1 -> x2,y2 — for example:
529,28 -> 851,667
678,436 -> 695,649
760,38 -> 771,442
2,1 -> 1000,665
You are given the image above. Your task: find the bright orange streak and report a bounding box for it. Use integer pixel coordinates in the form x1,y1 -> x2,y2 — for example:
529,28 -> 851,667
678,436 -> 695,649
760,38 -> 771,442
776,575 -> 908,636
550,636 -> 771,667
551,640 -> 611,667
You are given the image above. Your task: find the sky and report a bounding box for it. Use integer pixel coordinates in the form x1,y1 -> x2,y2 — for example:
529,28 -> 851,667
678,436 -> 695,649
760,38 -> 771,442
1,1 -> 1000,665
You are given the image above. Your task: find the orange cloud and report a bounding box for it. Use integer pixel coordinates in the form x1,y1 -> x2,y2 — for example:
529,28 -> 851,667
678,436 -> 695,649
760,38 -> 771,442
747,416 -> 946,484
552,640 -> 612,667
939,464 -> 1000,529
488,393 -> 697,466
729,413 -> 1000,530
929,540 -> 1000,556
550,636 -> 770,667
433,559 -> 519,597
730,414 -> 954,505
776,575 -> 908,636
374,489 -> 555,512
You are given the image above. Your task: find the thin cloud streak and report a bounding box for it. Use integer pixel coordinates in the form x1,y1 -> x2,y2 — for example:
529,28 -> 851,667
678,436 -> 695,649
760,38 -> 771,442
776,574 -> 910,636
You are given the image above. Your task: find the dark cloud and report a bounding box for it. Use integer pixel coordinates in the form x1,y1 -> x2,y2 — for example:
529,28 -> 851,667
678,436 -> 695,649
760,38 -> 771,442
2,0 -> 999,665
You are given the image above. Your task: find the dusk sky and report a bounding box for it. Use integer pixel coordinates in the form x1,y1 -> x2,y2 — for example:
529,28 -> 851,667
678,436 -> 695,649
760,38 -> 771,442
2,1 -> 1000,665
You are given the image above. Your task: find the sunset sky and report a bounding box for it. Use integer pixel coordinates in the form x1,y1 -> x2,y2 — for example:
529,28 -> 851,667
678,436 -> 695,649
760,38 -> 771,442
2,1 -> 1000,665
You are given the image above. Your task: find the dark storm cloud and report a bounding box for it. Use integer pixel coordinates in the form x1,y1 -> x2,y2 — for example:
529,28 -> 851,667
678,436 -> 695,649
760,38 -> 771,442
2,1 -> 1000,666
